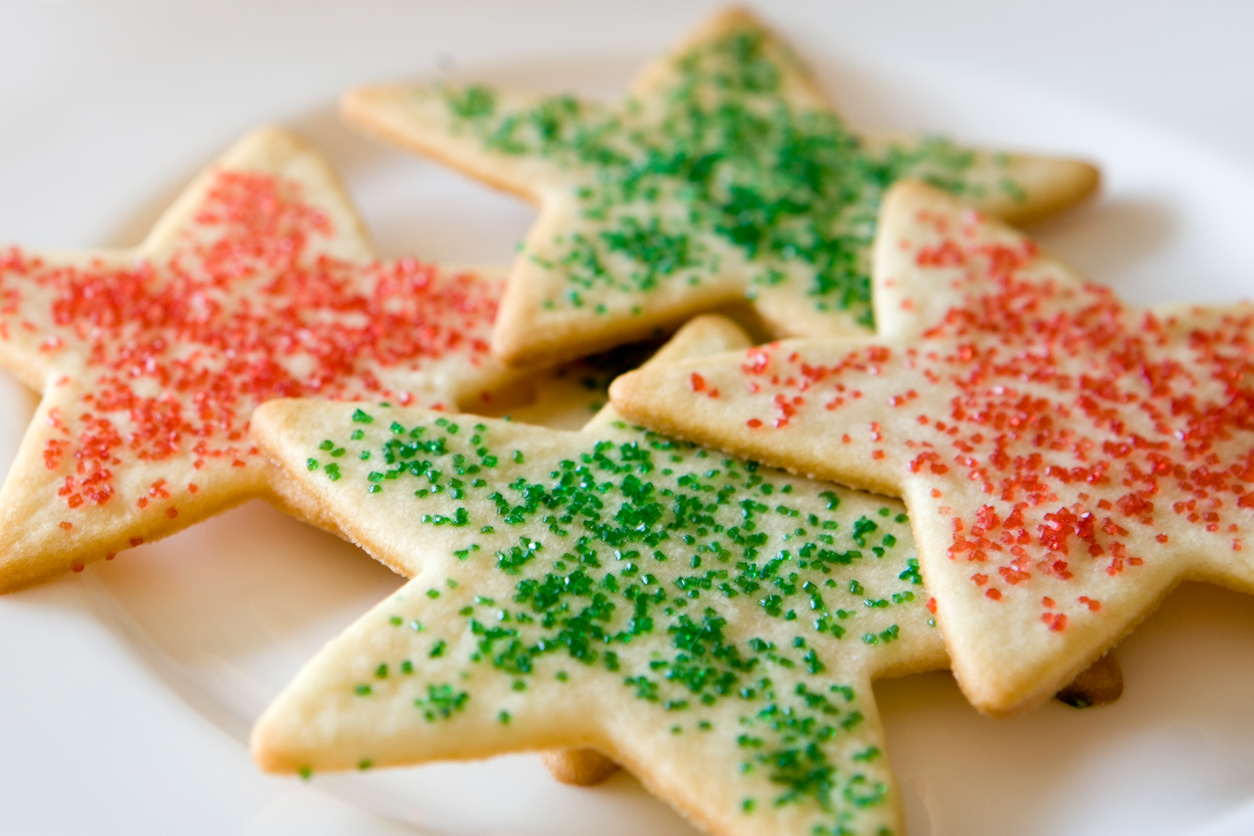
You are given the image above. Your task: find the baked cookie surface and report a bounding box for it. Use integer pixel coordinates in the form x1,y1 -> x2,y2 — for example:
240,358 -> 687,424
0,128 -> 515,591
342,8 -> 1099,367
610,181 -> 1254,715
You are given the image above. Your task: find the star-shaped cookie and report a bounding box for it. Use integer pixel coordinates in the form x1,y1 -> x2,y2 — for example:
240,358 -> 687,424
610,180 -> 1254,715
342,8 -> 1099,368
0,127 -> 517,591
248,317 -> 946,836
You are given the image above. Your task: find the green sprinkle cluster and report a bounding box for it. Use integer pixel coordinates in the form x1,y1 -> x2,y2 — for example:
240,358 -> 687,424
438,26 -> 1008,327
313,408 -> 932,835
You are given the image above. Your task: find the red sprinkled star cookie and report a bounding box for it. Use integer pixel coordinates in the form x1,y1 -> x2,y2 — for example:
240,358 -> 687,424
0,127 -> 514,591
610,181 -> 1254,715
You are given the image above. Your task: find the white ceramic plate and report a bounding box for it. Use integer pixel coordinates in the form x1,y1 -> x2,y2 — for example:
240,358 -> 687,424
2,3 -> 1254,834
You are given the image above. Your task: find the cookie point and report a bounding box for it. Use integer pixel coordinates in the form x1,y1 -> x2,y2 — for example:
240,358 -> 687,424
223,125 -> 312,167
0,545 -> 79,594
250,398 -> 297,429
249,712 -> 298,774
606,370 -> 644,413
249,736 -> 285,775
540,748 -> 621,786
704,6 -> 768,30
1067,159 -> 1101,200
339,84 -> 381,121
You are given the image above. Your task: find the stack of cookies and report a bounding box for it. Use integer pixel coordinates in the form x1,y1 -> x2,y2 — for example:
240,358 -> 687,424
2,8 -> 1249,836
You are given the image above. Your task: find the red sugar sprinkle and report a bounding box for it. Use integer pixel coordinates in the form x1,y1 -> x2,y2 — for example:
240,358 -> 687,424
1041,613 -> 1068,632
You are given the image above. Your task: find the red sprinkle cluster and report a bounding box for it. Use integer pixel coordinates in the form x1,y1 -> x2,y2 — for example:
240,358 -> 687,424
732,211 -> 1254,629
0,170 -> 500,517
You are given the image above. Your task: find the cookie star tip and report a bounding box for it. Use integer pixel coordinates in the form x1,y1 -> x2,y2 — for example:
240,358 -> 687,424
662,6 -> 779,61
997,157 -> 1100,225
583,314 -> 752,435
872,179 -> 1090,342
249,710 -> 299,774
225,125 -> 312,159
142,125 -> 375,263
703,6 -> 768,28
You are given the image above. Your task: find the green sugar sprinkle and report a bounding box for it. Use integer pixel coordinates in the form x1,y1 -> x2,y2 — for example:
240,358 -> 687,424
437,26 -> 1004,328
414,683 -> 470,722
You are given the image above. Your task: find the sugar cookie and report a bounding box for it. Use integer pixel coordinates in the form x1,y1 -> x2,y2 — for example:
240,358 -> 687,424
0,128 -> 516,590
342,8 -> 1098,368
249,324 -> 948,836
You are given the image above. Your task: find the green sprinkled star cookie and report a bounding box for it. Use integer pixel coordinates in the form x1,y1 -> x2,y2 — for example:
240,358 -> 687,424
249,320 -> 947,836
609,181 -> 1254,716
342,8 -> 1099,367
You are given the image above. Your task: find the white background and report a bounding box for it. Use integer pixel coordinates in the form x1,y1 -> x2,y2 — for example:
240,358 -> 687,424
1,2 -> 1253,834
